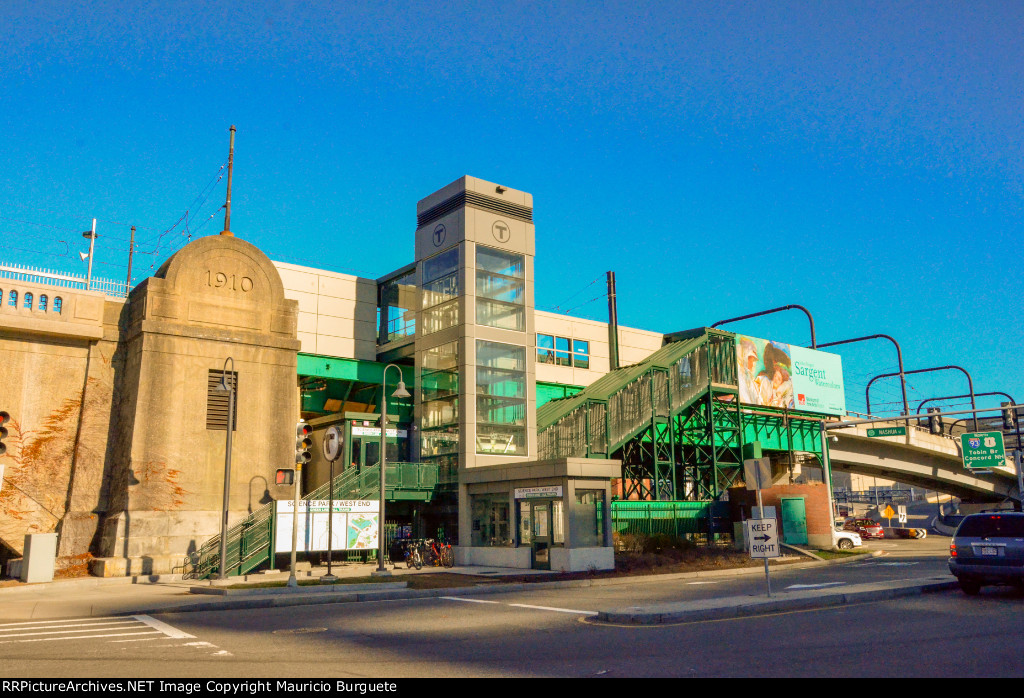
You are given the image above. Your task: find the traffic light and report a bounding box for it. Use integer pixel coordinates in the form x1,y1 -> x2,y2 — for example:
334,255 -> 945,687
1002,402 -> 1016,431
276,468 -> 295,486
927,407 -> 943,436
295,421 -> 313,465
0,411 -> 8,456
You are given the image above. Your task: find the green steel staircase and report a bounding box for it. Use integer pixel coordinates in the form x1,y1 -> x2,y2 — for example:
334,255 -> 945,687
188,461 -> 438,580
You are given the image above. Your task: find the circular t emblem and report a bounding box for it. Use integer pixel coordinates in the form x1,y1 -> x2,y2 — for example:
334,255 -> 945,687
492,220 -> 511,243
432,224 -> 446,247
322,425 -> 343,462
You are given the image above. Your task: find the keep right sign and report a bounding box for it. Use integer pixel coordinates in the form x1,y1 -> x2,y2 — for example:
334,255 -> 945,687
746,518 -> 780,559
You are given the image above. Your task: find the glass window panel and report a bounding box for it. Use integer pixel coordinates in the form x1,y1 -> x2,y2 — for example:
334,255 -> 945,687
553,336 -> 571,366
477,340 -> 526,371
422,342 -> 458,371
24,293 -> 33,309
476,298 -> 524,331
422,396 -> 458,428
38,295 -> 47,311
476,272 -> 524,304
519,501 -> 532,545
421,298 -> 459,335
420,427 -> 459,457
552,500 -> 564,544
573,339 -> 590,369
573,489 -> 604,547
423,247 -> 459,284
476,367 -> 525,398
537,334 -> 554,364
476,246 -> 524,278
8,291 -> 17,307
476,424 -> 526,455
378,269 -> 417,343
471,494 -> 512,547
476,396 -> 526,425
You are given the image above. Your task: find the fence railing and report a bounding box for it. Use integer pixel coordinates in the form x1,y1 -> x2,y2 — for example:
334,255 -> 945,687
0,262 -> 129,298
611,500 -> 732,538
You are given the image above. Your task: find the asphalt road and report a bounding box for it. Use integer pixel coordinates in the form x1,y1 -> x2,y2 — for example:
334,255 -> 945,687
8,541 -> 1019,678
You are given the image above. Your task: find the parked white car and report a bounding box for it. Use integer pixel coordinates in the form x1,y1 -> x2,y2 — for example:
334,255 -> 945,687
833,528 -> 863,550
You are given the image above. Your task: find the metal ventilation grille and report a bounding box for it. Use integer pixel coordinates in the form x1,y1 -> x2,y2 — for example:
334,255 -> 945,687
418,191 -> 533,228
206,370 -> 238,431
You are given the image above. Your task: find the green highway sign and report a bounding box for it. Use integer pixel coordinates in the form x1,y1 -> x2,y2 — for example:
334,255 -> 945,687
961,431 -> 1006,471
867,426 -> 907,438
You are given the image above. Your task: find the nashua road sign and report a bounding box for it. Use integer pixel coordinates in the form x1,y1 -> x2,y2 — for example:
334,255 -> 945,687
867,426 -> 906,437
746,518 -> 780,559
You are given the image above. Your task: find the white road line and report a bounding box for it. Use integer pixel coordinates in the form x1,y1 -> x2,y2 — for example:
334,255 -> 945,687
785,582 -> 847,590
507,604 -> 598,616
439,596 -> 501,604
0,630 -> 161,644
686,581 -> 719,585
0,617 -> 126,628
110,637 -> 161,643
0,620 -> 139,634
134,615 -> 195,639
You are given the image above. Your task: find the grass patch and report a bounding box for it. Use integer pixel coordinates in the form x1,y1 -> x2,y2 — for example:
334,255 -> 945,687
813,550 -> 870,560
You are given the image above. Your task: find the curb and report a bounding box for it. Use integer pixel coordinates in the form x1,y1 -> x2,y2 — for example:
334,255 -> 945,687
595,577 -> 959,625
189,581 -> 408,596
118,553 -> 872,617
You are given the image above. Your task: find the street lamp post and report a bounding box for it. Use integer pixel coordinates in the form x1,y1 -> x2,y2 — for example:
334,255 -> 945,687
375,364 -> 411,576
817,334 -> 908,416
866,365 -> 979,430
215,357 -> 235,581
712,304 -> 817,348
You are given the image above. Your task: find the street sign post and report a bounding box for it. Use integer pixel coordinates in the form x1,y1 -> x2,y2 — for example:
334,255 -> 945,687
743,457 -> 775,597
882,504 -> 895,526
322,425 -> 343,582
961,431 -> 1006,471
897,505 -> 907,525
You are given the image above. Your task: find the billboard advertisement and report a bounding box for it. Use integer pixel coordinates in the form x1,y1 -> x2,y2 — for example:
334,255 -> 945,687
736,335 -> 845,415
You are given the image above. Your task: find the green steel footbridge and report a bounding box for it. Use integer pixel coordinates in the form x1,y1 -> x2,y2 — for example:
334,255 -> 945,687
537,328 -> 828,528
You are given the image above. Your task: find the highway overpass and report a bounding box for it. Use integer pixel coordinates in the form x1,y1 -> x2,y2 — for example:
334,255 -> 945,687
830,422 -> 1020,504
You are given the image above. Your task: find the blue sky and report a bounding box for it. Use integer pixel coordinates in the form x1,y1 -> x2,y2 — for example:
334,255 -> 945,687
1,1 -> 1021,417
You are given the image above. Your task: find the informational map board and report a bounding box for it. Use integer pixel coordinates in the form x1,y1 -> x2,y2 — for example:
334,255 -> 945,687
274,500 -> 379,553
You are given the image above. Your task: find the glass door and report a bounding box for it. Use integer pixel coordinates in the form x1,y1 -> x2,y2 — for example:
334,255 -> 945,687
530,500 -> 552,570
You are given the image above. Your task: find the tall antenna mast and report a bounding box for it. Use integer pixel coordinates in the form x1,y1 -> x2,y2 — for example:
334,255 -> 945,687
220,125 -> 236,236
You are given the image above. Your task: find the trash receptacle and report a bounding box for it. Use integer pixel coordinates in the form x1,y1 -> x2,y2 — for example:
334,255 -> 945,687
21,533 -> 57,584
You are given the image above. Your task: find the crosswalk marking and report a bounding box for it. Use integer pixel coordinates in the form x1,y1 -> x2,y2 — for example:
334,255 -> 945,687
0,615 -> 194,645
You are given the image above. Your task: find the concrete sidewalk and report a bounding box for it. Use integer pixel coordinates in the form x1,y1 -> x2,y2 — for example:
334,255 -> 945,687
0,554 -> 956,623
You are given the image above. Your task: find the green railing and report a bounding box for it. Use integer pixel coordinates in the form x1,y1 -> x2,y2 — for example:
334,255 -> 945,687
189,461 -> 438,580
611,500 -> 731,537
538,336 -> 721,460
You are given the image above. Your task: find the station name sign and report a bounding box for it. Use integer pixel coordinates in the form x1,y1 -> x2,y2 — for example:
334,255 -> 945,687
514,486 -> 563,499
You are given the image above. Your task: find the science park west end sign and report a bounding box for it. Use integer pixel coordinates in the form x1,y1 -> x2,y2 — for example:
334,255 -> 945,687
735,335 -> 846,416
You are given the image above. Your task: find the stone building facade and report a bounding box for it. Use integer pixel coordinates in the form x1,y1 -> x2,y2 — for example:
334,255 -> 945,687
0,233 -> 299,575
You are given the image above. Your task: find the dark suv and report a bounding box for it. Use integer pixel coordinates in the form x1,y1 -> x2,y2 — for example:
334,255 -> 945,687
948,512 -> 1024,595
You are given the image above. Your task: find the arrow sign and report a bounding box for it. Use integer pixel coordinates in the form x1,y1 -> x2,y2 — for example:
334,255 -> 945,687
746,518 -> 780,559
